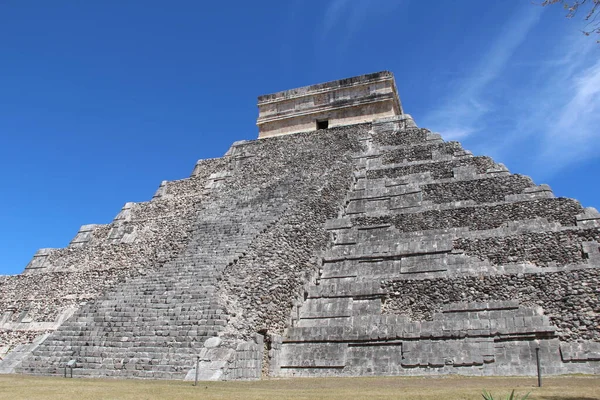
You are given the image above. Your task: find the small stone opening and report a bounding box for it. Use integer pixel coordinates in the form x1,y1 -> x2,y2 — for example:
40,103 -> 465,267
258,329 -> 271,377
316,119 -> 329,130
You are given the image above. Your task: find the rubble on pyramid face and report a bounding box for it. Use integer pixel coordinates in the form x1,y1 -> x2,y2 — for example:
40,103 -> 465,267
381,141 -> 464,164
217,125 -> 367,340
383,268 -> 600,341
353,198 -> 583,232
419,175 -> 535,204
0,330 -> 47,353
371,126 -> 431,147
454,228 -> 600,267
368,155 -> 499,180
1,270 -> 139,322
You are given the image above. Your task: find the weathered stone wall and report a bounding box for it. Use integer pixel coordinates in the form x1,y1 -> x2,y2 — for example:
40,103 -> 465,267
368,156 -> 499,180
381,141 -> 463,163
258,102 -> 396,139
353,198 -> 583,232
382,268 -> 600,341
0,270 -> 140,323
454,228 -> 600,267
257,71 -> 400,138
421,175 -> 534,204
372,126 -> 429,146
0,330 -> 47,353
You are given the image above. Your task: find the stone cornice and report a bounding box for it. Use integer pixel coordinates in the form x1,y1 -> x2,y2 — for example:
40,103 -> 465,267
257,71 -> 395,105
256,95 -> 396,126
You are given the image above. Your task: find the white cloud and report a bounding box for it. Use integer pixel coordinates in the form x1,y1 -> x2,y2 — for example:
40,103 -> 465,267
483,34 -> 600,176
420,5 -> 600,177
315,1 -> 599,177
322,0 -> 353,38
318,0 -> 405,49
440,127 -> 474,141
534,54 -> 600,172
422,6 -> 542,141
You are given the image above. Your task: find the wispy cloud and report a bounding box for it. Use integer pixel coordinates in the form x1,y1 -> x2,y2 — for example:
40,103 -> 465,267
318,0 -> 405,55
421,5 -> 600,177
422,6 -> 542,141
322,0 -> 353,38
523,43 -> 600,175
470,33 -> 600,177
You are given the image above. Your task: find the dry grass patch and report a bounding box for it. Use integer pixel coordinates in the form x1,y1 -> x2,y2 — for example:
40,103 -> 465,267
0,374 -> 598,400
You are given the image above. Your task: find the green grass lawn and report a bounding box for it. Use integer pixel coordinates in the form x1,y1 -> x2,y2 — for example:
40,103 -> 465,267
0,374 -> 598,400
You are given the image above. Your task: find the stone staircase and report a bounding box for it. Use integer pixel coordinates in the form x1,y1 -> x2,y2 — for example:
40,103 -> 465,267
16,167 -> 288,378
273,117 -> 600,377
8,123 -> 367,379
0,333 -> 49,374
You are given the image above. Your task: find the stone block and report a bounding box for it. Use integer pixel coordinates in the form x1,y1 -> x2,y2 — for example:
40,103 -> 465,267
300,298 -> 353,319
23,248 -> 56,272
279,343 -> 348,368
560,341 -> 600,362
453,166 -> 479,179
69,224 -> 101,248
204,337 -> 222,348
325,218 -> 353,230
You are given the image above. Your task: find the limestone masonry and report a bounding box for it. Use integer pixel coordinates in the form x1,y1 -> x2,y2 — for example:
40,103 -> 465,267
257,71 -> 401,138
1,71 -> 599,379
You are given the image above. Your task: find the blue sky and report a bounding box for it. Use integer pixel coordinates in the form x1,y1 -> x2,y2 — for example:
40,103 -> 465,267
1,1 -> 598,275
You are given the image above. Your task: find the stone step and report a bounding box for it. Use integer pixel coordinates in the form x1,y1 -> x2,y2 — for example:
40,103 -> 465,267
378,141 -> 467,164
371,127 -> 432,147
286,314 -> 555,342
366,156 -> 499,182
347,175 -> 537,214
349,197 -> 582,233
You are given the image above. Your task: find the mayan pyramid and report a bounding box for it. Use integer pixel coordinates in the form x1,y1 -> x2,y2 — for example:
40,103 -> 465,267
1,71 -> 599,380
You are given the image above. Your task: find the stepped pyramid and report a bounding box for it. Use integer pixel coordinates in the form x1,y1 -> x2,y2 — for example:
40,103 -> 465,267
1,71 -> 599,379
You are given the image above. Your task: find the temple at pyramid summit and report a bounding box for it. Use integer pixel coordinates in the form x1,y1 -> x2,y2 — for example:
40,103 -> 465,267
256,71 -> 402,138
1,71 -> 599,379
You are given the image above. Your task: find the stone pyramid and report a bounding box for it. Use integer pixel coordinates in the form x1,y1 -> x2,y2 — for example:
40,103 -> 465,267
1,71 -> 598,380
